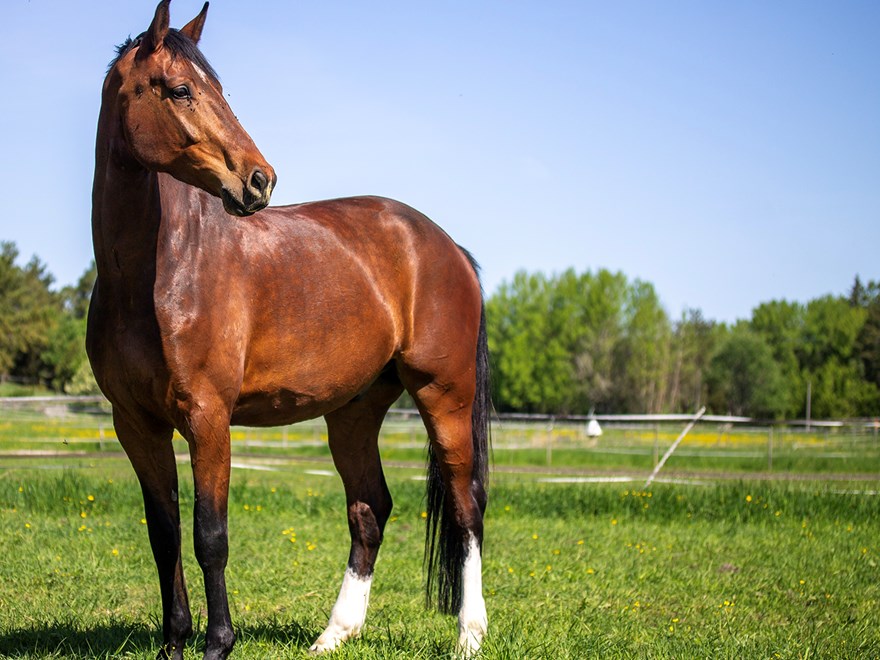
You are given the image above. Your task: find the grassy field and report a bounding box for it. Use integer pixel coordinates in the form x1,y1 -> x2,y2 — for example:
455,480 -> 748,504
1,449 -> 880,659
1,407 -> 880,658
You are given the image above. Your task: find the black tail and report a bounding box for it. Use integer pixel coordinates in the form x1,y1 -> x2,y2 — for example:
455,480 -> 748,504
425,295 -> 491,614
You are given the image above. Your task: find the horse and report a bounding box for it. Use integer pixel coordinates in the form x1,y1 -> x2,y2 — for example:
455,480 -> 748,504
85,2 -> 490,658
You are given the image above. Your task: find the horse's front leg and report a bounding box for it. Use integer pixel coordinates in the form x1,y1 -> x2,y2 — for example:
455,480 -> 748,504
185,408 -> 236,660
114,410 -> 193,660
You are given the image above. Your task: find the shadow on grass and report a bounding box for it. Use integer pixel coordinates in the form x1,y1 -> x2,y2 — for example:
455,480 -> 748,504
0,619 -> 320,658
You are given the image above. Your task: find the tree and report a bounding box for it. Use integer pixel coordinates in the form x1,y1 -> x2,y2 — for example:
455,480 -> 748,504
667,308 -> 718,413
487,271 -> 572,413
612,280 -> 671,413
569,269 -> 629,413
0,242 -> 58,381
750,300 -> 805,417
706,327 -> 787,418
60,261 -> 96,320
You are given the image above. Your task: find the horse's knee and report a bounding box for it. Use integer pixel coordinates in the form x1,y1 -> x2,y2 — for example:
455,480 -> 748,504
193,504 -> 229,569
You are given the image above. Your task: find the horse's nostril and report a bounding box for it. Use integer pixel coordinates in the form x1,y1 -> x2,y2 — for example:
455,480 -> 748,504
250,169 -> 268,195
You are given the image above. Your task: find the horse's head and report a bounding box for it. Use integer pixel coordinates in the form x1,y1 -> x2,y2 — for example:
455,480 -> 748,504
107,0 -> 275,217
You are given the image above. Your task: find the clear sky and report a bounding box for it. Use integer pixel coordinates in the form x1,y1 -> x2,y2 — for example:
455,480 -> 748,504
1,1 -> 878,323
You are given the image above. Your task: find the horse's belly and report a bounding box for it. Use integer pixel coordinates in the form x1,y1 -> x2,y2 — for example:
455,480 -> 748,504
230,387 -> 357,427
231,336 -> 396,427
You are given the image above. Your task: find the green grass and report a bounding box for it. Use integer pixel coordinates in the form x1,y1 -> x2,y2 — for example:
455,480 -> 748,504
1,457 -> 880,658
0,382 -> 53,398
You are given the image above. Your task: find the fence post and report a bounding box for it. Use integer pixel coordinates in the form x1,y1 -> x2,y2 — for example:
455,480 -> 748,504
767,426 -> 773,472
645,407 -> 706,488
653,424 -> 659,467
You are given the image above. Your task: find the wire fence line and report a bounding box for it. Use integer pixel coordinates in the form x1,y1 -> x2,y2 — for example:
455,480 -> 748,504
2,396 -> 880,478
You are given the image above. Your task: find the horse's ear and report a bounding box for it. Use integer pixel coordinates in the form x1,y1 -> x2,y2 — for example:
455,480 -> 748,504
180,2 -> 209,45
137,0 -> 171,61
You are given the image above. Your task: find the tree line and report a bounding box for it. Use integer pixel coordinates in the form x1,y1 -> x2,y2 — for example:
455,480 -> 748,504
0,242 -> 97,395
2,240 -> 878,419
487,269 -> 880,419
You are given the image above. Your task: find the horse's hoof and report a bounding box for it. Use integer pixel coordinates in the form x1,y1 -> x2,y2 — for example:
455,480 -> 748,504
309,624 -> 360,654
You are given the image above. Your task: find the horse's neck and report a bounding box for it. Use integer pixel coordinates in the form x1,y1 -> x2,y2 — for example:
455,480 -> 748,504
90,143 -> 162,304
91,98 -> 206,305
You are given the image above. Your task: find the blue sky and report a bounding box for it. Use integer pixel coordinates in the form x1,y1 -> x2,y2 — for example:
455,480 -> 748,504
1,1 -> 878,323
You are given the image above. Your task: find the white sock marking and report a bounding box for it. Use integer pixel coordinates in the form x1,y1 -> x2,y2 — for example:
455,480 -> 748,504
457,533 -> 488,657
309,568 -> 372,654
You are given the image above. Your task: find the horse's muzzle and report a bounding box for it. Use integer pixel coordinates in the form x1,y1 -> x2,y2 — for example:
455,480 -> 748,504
222,167 -> 275,217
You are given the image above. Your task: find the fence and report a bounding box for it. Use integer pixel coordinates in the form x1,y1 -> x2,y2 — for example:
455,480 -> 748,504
2,396 -> 879,477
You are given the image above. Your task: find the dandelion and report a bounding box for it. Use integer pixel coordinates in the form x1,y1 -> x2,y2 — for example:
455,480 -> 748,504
745,495 -> 752,503
504,505 -> 511,512
24,522 -> 31,529
18,486 -> 23,493
111,549 -> 119,556
577,539 -> 584,546
140,518 -> 147,525
586,568 -> 595,575
507,567 -> 514,574
420,511 -> 427,519
87,495 -> 95,502
611,519 -> 618,526
80,511 -> 87,519
532,534 -> 538,540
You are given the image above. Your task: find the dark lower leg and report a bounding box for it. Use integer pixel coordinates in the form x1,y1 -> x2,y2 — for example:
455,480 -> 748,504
193,494 -> 234,659
188,425 -> 235,660
142,489 -> 192,659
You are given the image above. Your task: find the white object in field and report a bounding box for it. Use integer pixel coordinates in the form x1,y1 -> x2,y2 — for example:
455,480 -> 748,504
586,419 -> 603,437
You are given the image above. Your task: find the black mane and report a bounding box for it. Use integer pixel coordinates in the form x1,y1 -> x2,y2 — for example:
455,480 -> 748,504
108,28 -> 220,84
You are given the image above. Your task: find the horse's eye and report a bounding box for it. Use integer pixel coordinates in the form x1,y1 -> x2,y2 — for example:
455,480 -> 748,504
171,85 -> 191,101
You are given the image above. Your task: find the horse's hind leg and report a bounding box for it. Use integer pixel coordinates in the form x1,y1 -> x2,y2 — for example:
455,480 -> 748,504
309,371 -> 403,654
114,410 -> 192,660
402,370 -> 488,658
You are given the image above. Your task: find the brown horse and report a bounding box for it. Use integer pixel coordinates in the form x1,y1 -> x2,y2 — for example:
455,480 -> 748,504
86,2 -> 490,658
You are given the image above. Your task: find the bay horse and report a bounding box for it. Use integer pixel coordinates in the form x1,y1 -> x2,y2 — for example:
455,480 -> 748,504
85,2 -> 490,658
